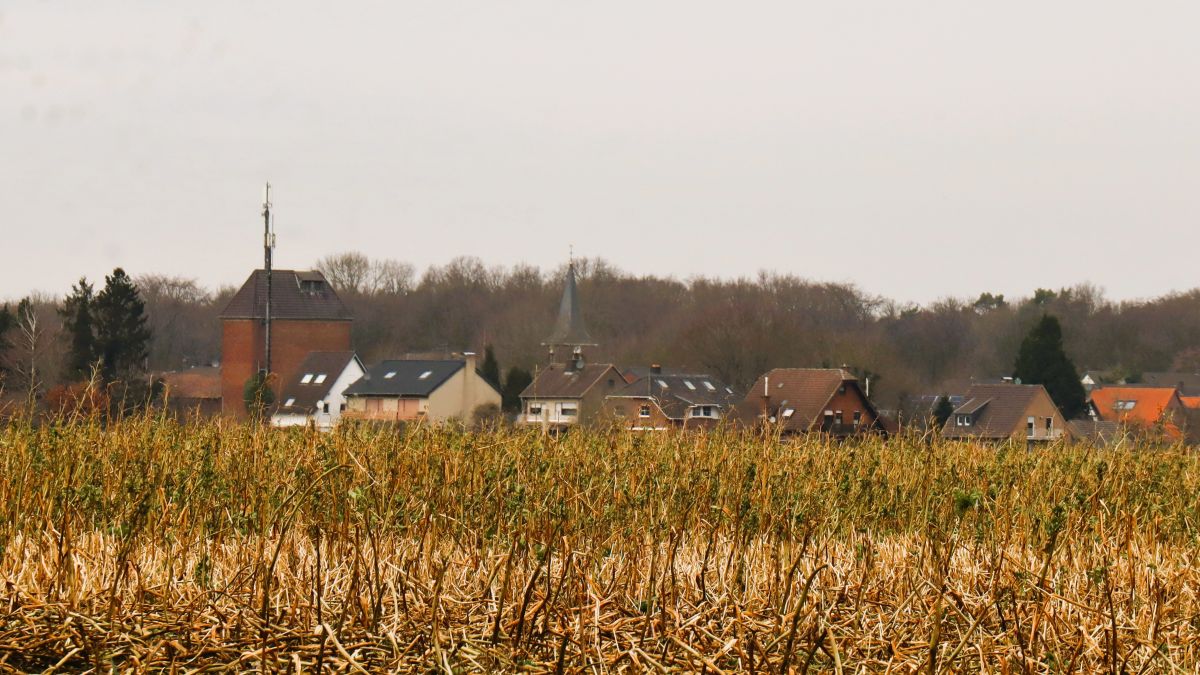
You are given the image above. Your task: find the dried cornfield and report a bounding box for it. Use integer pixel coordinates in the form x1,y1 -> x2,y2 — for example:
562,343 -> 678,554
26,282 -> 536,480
0,415 -> 1198,673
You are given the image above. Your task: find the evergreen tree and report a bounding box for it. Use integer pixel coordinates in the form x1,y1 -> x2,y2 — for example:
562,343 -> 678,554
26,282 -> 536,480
501,366 -> 532,413
94,268 -> 152,381
244,371 -> 275,420
1014,314 -> 1086,419
59,277 -> 98,380
480,344 -> 501,388
933,395 -> 954,428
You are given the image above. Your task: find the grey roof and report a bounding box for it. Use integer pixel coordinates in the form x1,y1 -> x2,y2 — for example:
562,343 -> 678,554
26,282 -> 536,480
608,373 -> 739,420
1068,420 -> 1122,445
542,263 -> 596,347
1141,372 -> 1200,396
275,351 -> 361,414
220,270 -> 353,321
343,360 -> 474,398
520,363 -> 622,399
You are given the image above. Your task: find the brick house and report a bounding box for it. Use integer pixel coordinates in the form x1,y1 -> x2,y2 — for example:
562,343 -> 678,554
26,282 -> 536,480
740,368 -> 883,436
521,362 -> 626,429
219,270 -> 353,418
602,367 -> 739,430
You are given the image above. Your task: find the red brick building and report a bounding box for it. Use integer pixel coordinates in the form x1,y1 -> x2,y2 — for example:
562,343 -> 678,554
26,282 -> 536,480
219,270 -> 353,418
739,368 -> 884,436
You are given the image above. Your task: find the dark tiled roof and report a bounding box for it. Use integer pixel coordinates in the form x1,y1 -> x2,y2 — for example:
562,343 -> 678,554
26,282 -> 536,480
344,360 -> 468,398
220,270 -> 353,321
520,363 -> 622,399
1141,372 -> 1200,396
742,368 -> 864,432
159,367 -> 221,399
608,374 -> 739,420
1068,420 -> 1122,445
275,351 -> 360,414
942,384 -> 1049,439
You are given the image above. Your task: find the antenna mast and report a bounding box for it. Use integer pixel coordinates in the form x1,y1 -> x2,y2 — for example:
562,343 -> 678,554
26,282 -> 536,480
262,182 -> 274,377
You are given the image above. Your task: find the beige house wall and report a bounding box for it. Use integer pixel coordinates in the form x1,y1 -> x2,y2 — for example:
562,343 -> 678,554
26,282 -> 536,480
1010,390 -> 1072,441
425,366 -> 501,422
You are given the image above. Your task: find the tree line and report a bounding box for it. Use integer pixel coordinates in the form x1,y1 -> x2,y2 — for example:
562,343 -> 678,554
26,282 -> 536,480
4,252 -> 1197,416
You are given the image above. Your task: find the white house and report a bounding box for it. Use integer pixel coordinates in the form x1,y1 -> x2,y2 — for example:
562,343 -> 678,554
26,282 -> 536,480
271,351 -> 365,430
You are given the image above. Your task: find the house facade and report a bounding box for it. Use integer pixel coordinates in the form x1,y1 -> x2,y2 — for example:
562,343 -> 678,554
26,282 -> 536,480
219,270 -> 353,418
602,368 -> 739,430
740,368 -> 882,436
271,351 -> 364,430
942,383 -> 1070,442
521,363 -> 625,428
343,354 -> 500,423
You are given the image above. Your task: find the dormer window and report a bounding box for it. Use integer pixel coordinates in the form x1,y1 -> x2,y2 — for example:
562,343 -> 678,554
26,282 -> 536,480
299,279 -> 325,294
956,414 -> 973,427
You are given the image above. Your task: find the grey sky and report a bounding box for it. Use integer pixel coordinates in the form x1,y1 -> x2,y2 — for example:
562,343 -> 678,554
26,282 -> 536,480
3,1 -> 1198,304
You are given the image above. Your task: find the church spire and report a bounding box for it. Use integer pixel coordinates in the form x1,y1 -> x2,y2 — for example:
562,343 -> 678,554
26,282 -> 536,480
543,260 -> 596,362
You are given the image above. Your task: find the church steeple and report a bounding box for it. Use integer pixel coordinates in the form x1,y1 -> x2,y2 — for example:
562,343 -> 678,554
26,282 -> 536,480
543,260 -> 596,364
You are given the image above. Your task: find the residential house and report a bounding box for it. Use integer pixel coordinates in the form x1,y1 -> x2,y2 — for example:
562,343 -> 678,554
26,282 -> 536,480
941,383 -> 1070,443
602,367 -> 739,430
157,366 -> 222,418
342,354 -> 500,423
521,362 -> 625,428
219,270 -> 353,418
739,368 -> 883,436
271,351 -> 364,430
1087,386 -> 1185,439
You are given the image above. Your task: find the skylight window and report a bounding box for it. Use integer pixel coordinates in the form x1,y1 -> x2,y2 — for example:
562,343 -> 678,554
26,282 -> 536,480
656,379 -> 669,388
726,387 -> 734,394
419,371 -> 433,380
684,380 -> 697,390
703,381 -> 716,391
782,408 -> 795,418
300,373 -> 314,384
314,374 -> 327,384
384,371 -> 397,379
284,398 -> 295,407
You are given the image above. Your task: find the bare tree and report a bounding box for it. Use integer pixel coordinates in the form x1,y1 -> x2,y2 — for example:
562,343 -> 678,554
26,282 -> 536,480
10,298 -> 46,399
316,252 -> 372,294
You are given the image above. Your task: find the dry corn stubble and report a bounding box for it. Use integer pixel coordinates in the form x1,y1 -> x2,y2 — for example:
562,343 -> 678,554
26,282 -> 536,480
0,414 -> 1198,672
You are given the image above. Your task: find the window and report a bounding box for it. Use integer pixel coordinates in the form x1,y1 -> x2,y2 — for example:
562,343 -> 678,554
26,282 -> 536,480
322,401 -> 330,414
300,373 -> 314,384
529,404 -> 542,415
639,405 -> 651,418
703,381 -> 716,391
956,414 -> 972,427
339,403 -> 346,412
284,398 -> 295,407
1045,417 -> 1053,432
726,387 -> 734,394
1027,416 -> 1035,437
693,405 -> 713,418
1115,400 -> 1136,411
656,379 -> 669,389
782,408 -> 795,418
314,374 -> 327,384
684,380 -> 697,390
384,371 -> 397,379
419,371 -> 433,380
822,411 -> 835,431
561,405 -> 578,417
853,410 -> 862,427
838,385 -> 846,394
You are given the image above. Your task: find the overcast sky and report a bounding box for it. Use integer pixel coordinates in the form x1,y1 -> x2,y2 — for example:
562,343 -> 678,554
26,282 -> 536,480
2,1 -> 1198,304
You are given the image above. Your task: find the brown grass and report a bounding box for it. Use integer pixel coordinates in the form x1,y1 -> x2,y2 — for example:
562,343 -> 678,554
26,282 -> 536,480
0,415 -> 1198,672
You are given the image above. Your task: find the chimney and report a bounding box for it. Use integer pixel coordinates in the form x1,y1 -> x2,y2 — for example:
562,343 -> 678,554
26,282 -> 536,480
463,352 -> 477,413
761,375 -> 771,418
650,364 -> 662,375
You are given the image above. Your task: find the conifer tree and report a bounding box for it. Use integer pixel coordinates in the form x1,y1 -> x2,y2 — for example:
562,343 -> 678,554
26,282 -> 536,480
501,366 -> 532,413
480,345 -> 501,388
933,395 -> 955,428
94,268 -> 152,381
59,277 -> 98,380
1014,314 -> 1086,419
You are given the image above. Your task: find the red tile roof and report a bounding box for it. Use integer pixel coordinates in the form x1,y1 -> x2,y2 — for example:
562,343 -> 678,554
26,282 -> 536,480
1088,386 -> 1182,432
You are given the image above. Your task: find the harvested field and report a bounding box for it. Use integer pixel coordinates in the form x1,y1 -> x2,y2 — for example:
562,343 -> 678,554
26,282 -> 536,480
1,416 -> 1198,672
